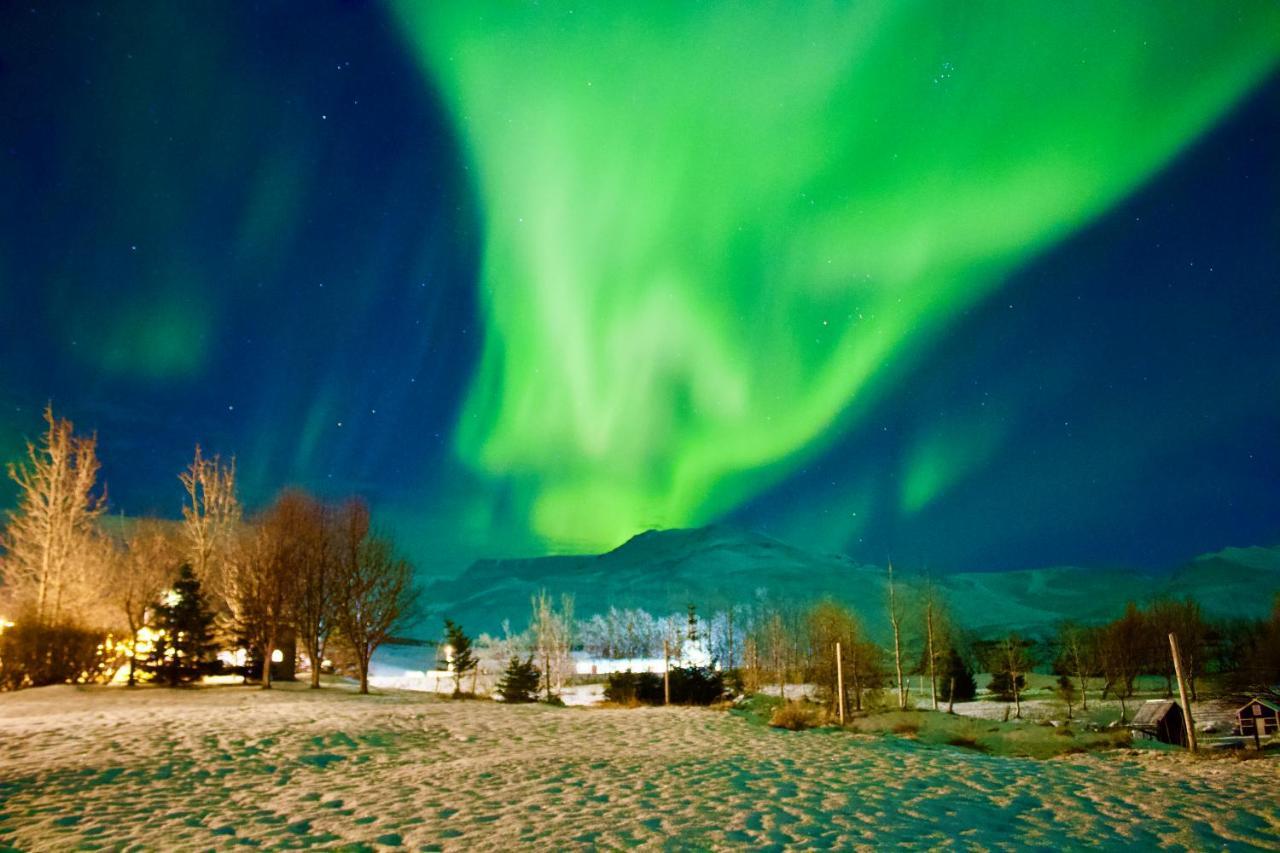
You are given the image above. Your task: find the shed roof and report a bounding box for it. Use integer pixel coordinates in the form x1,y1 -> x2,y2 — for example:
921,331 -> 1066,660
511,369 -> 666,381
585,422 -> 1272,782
1236,696 -> 1280,715
1131,699 -> 1180,727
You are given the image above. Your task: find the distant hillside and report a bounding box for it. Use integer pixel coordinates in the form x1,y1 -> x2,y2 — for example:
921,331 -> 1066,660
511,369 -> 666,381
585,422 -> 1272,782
421,526 -> 1280,640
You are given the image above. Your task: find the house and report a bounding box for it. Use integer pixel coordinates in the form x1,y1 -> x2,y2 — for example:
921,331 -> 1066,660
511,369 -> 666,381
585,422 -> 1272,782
1235,696 -> 1280,740
1130,699 -> 1188,747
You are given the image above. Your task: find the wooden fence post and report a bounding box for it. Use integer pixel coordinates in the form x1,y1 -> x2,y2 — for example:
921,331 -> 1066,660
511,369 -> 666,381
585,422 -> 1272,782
663,639 -> 671,706
1168,633 -> 1198,753
835,642 -> 846,725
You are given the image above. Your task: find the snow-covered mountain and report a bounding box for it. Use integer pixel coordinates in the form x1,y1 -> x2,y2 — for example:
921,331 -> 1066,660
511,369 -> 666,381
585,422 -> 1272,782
421,525 -> 1280,639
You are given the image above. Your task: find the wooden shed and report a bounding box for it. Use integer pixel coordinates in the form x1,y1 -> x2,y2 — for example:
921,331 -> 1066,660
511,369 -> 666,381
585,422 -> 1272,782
1130,699 -> 1188,747
1235,697 -> 1279,739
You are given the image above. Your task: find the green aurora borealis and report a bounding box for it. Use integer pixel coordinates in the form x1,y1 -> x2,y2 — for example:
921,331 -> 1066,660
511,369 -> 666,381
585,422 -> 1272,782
1,3 -> 1278,579
395,3 -> 1280,549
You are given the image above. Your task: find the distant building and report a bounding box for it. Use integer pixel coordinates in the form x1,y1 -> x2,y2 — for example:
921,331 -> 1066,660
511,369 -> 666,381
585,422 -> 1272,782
1130,699 -> 1188,747
1235,697 -> 1279,740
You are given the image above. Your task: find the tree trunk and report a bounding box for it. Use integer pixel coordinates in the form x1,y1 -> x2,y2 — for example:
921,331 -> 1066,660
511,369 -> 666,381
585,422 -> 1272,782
851,657 -> 862,712
127,624 -> 139,687
263,636 -> 275,690
308,638 -> 322,689
726,609 -> 735,671
888,563 -> 905,710
926,605 -> 937,712
891,624 -> 905,710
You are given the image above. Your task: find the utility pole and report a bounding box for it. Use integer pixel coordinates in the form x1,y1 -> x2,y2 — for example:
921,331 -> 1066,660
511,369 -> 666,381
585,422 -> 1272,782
663,639 -> 671,706
835,642 -> 846,725
1168,633 -> 1198,753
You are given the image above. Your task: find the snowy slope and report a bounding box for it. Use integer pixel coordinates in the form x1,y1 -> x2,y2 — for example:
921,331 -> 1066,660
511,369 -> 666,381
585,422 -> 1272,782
421,526 -> 1280,638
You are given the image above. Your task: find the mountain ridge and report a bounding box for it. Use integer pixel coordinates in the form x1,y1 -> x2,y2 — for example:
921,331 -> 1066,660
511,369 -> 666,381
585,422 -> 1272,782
422,526 -> 1280,638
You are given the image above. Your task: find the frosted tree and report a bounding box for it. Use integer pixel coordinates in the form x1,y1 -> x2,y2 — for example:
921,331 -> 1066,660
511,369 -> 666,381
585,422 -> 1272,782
530,590 -> 574,701
179,445 -> 241,610
918,579 -> 951,712
2,405 -> 107,624
886,560 -> 908,710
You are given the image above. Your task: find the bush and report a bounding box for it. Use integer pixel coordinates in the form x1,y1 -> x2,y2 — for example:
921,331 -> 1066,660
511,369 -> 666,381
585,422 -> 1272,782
603,670 -> 662,704
669,666 -> 726,705
0,618 -> 119,691
497,656 -> 540,703
603,666 -> 726,706
947,734 -> 988,752
769,701 -> 821,731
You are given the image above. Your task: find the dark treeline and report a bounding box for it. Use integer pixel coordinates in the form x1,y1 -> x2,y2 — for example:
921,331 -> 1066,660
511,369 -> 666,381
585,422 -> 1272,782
0,405 -> 417,693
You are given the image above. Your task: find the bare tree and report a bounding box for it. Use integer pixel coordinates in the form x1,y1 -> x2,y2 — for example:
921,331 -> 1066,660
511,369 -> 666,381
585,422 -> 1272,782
886,561 -> 908,710
225,493 -> 310,689
291,495 -> 353,689
1100,603 -> 1144,722
110,520 -> 181,686
2,405 -> 107,625
335,530 -> 415,695
530,590 -> 574,701
918,579 -> 950,712
991,633 -> 1034,719
179,446 -> 240,610
806,600 -> 862,716
1056,622 -> 1097,712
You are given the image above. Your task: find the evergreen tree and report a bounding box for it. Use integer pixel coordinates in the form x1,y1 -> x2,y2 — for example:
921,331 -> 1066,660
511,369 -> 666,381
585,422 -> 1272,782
443,618 -> 477,697
496,656 -> 540,703
146,565 -> 217,686
939,646 -> 977,704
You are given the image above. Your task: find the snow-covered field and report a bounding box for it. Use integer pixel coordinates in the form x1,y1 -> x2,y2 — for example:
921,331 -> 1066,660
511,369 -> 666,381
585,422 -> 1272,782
1,684 -> 1277,851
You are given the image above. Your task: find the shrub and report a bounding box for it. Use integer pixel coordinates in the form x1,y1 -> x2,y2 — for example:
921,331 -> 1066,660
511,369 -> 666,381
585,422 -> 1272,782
497,656 -> 540,703
769,701 -> 820,731
947,734 -> 988,752
603,670 -> 663,705
891,720 -> 921,736
668,666 -> 726,705
603,666 -> 726,706
0,618 -> 118,690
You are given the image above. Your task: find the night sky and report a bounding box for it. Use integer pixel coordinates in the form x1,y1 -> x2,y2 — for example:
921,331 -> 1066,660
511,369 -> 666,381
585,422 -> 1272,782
1,3 -> 1277,582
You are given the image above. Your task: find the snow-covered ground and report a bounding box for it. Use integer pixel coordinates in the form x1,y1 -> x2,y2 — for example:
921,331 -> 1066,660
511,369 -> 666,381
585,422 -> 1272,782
1,683 -> 1277,850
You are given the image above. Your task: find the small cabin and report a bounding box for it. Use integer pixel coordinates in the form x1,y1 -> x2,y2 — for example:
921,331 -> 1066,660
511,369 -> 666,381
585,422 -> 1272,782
1130,699 -> 1188,747
1235,697 -> 1279,739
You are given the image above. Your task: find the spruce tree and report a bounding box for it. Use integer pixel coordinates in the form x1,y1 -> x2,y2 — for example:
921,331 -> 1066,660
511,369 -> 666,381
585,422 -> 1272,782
939,647 -> 977,703
496,656 -> 539,703
146,565 -> 217,686
443,618 -> 477,697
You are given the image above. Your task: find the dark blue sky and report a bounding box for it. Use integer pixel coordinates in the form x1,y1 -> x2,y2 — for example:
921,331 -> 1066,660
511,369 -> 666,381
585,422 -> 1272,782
1,5 -> 1276,578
